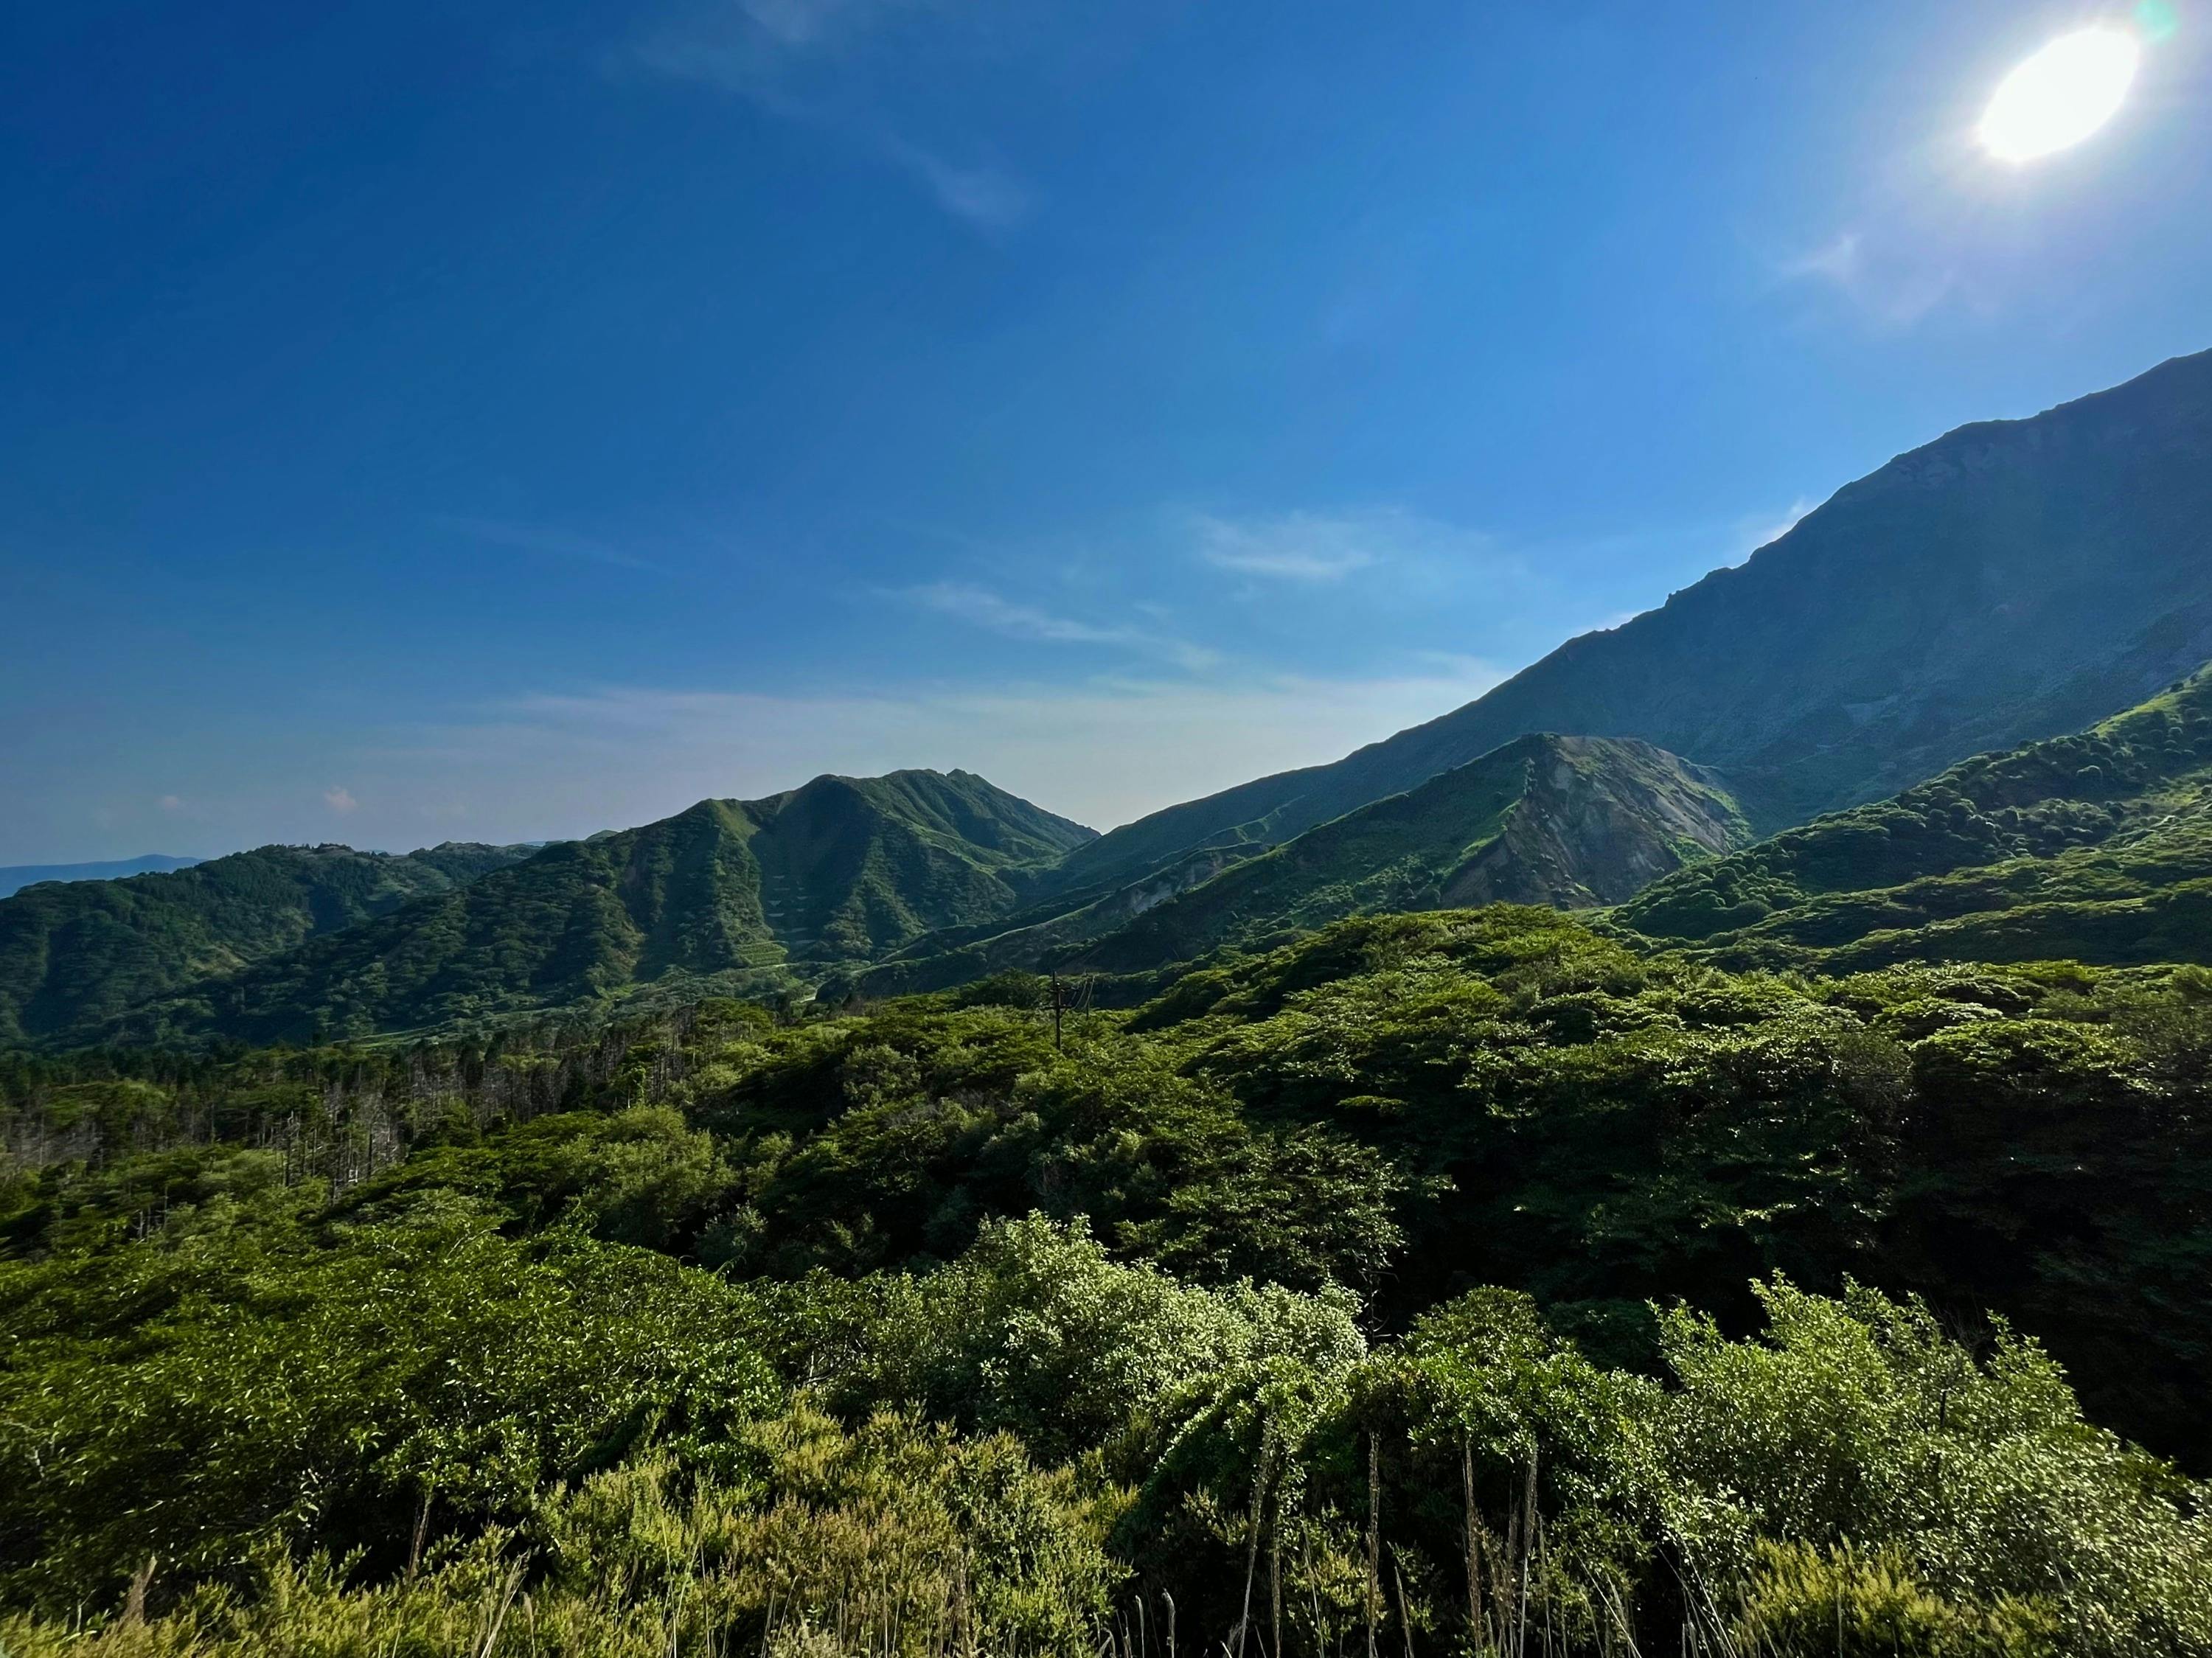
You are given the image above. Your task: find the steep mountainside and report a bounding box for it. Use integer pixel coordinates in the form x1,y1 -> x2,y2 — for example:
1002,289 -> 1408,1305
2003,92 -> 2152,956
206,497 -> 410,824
0,842 -> 535,1045
1616,662 -> 2212,969
100,770 -> 1092,1046
1049,348 -> 2212,896
855,735 -> 1748,992
0,856 -> 201,899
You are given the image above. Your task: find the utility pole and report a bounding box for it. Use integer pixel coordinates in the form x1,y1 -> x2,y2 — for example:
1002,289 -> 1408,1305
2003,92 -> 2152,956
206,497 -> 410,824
1050,968 -> 1065,1050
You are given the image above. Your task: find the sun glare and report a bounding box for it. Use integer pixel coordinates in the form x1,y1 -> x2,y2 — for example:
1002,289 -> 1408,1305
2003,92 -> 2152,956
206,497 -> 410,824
1978,27 -> 2140,162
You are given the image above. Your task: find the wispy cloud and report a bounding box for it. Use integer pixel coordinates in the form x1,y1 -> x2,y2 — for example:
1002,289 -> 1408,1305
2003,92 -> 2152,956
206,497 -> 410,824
383,661 -> 1507,835
323,786 -> 359,815
629,0 -> 1031,231
900,582 -> 1218,670
435,515 -> 670,575
1774,229 -> 1961,329
880,136 -> 1031,230
1191,506 -> 1506,591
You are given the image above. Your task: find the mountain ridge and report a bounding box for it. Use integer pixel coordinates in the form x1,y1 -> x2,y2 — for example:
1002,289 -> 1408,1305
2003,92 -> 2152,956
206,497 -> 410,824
0,856 -> 203,899
849,733 -> 1749,994
0,840 -> 540,1046
89,768 -> 1093,1047
1045,347 -> 2212,896
1615,659 -> 2212,969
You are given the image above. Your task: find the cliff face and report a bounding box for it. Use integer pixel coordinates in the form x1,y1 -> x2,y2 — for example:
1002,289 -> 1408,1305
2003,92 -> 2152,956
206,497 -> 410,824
1441,737 -> 1753,908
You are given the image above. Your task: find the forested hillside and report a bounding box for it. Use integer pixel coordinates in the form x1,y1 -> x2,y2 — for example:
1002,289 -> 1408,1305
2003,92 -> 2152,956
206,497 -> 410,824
0,841 -> 535,1047
1048,348 -> 2212,895
858,735 -> 1748,995
7,907 -> 2212,1654
1619,661 -> 2212,968
0,856 -> 200,899
88,770 -> 1091,1048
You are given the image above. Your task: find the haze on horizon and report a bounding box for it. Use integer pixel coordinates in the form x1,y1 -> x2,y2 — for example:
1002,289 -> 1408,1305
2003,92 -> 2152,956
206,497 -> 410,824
4,0 -> 2210,863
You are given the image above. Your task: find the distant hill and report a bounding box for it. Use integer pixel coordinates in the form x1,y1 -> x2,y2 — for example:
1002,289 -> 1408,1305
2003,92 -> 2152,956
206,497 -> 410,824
99,770 -> 1093,1046
853,734 -> 1748,992
1615,661 -> 2212,969
0,842 -> 536,1045
1047,349 -> 2212,898
0,855 -> 201,899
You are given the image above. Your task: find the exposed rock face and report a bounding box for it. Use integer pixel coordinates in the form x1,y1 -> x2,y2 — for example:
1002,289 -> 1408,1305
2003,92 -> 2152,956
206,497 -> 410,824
1441,739 -> 1753,908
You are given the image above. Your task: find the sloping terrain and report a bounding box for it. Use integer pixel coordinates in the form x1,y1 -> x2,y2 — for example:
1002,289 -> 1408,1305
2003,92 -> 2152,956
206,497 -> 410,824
96,770 -> 1092,1046
0,855 -> 201,899
1047,348 -> 2212,896
1616,661 -> 2212,969
0,841 -> 535,1045
855,734 -> 1747,992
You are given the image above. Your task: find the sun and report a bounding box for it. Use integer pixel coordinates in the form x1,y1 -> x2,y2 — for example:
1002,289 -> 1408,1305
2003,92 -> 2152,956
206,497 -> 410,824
1978,27 -> 2140,161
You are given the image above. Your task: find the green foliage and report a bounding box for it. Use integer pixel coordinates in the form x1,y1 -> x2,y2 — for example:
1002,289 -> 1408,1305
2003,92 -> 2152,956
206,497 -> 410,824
0,1194 -> 778,1612
1655,1279 -> 2212,1656
1620,663 -> 2212,971
768,1213 -> 1366,1469
1733,1542 -> 2062,1657
0,840 -> 535,1045
0,1407 -> 1121,1658
8,904 -> 2212,1651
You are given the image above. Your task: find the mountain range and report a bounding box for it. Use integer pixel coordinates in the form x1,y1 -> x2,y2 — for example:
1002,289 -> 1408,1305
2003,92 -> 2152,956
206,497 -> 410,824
0,842 -> 535,1046
850,734 -> 1750,995
93,770 -> 1091,1047
7,347 -> 2212,1048
1032,346 -> 2212,899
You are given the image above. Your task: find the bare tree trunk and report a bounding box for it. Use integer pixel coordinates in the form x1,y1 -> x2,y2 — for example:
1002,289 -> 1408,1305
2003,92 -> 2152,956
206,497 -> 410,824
1237,1439 -> 1275,1658
1463,1441 -> 1482,1647
1366,1433 -> 1382,1658
1271,1509 -> 1284,1658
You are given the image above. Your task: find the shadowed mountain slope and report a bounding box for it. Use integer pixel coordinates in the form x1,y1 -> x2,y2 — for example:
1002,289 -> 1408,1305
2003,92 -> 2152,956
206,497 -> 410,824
1615,661 -> 2212,969
98,770 -> 1092,1046
1049,349 -> 2212,896
0,842 -> 536,1045
854,734 -> 1748,992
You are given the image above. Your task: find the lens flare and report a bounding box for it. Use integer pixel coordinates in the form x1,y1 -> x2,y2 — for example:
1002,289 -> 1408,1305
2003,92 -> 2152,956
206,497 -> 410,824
1978,27 -> 2140,162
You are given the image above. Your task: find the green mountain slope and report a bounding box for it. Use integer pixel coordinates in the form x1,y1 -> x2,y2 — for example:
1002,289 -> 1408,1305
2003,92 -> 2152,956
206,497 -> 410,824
1047,348 -> 2212,896
0,842 -> 535,1045
1616,662 -> 2212,969
855,734 -> 1748,992
102,770 -> 1092,1046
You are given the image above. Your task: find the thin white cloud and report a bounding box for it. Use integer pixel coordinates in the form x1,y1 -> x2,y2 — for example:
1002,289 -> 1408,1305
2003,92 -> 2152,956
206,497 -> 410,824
881,137 -> 1031,231
629,0 -> 1031,231
373,662 -> 1509,837
1191,506 -> 1503,588
158,794 -> 183,812
900,581 -> 1219,671
434,515 -> 669,575
1774,229 -> 1961,329
323,786 -> 360,815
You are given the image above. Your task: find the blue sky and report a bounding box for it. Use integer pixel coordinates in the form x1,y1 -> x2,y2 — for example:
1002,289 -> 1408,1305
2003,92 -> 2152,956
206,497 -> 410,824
4,0 -> 2210,860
